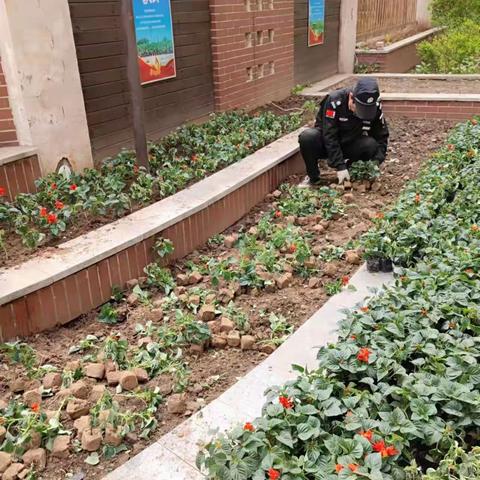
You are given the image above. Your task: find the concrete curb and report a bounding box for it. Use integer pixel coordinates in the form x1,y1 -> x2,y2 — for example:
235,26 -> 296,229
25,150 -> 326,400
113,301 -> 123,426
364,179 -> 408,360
356,27 -> 442,54
103,264 -> 394,480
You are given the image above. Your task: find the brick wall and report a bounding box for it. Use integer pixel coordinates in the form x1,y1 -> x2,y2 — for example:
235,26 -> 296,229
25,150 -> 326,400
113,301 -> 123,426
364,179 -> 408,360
210,0 -> 294,111
0,57 -> 17,147
383,100 -> 480,120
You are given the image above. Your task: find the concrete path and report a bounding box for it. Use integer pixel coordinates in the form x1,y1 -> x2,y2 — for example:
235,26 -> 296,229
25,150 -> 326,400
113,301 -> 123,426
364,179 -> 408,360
104,264 -> 393,480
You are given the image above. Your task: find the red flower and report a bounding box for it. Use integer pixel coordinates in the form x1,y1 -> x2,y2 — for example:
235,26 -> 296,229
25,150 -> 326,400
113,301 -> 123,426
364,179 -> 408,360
375,212 -> 385,219
69,184 -> 77,191
51,183 -> 57,190
39,207 -> 48,218
465,268 -> 474,275
357,347 -> 371,363
274,210 -> 282,218
268,468 -> 281,480
0,187 -> 6,197
191,154 -> 199,162
279,396 -> 293,409
471,225 -> 479,232
348,464 -> 359,472
47,213 -> 58,224
384,445 -> 399,457
360,430 -> 373,442
350,335 -> 357,341
288,244 -> 297,253
447,144 -> 455,151
55,200 -> 64,210
360,306 -> 369,313
335,464 -> 344,473
342,276 -> 349,286
31,403 -> 40,413
415,193 -> 421,204
243,422 -> 255,432
372,440 -> 386,453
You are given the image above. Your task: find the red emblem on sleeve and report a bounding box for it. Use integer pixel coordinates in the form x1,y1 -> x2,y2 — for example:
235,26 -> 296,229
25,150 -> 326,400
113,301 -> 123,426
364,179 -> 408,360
326,109 -> 336,119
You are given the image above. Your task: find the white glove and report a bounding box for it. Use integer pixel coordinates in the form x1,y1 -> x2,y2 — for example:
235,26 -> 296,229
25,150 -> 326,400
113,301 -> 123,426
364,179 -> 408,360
337,169 -> 350,184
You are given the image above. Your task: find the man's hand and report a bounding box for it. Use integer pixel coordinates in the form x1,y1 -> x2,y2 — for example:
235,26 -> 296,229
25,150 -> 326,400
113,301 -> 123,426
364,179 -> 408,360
337,169 -> 350,184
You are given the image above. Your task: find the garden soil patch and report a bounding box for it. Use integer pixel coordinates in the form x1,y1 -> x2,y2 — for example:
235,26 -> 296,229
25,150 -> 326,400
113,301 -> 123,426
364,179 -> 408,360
325,76 -> 480,94
0,117 -> 457,479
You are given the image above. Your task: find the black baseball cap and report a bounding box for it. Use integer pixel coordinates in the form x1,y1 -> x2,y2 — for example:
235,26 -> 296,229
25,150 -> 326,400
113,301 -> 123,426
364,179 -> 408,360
353,77 -> 380,120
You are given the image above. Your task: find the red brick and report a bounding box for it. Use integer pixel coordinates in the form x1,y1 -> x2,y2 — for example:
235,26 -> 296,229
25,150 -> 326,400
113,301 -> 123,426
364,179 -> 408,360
0,304 -> 16,341
25,291 -> 49,334
75,269 -> 93,312
91,263 -> 108,306
64,274 -> 83,321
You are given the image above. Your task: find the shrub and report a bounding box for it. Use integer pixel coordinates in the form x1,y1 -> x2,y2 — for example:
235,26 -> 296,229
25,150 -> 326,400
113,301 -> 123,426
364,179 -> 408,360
430,0 -> 480,28
416,20 -> 480,74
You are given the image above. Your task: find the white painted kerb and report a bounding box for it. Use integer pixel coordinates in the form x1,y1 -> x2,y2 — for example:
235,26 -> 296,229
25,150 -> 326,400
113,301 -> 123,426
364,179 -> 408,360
103,264 -> 394,480
0,128 -> 304,305
356,27 -> 442,54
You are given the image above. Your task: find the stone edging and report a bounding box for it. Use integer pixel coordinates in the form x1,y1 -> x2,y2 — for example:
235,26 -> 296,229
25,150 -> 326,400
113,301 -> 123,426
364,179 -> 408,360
356,27 -> 443,54
103,264 -> 394,480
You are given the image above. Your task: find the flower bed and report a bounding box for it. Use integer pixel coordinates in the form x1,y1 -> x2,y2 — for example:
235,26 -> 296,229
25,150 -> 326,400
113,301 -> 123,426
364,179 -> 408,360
0,111 -> 301,268
197,118 -> 480,479
0,118 -> 457,479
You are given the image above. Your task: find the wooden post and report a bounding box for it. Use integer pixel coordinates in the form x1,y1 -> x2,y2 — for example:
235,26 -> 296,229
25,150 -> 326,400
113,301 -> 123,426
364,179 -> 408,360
121,0 -> 149,169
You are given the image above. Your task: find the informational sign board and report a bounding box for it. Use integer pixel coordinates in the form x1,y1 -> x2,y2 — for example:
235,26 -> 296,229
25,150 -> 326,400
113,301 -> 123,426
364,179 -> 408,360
132,0 -> 176,84
308,0 -> 325,47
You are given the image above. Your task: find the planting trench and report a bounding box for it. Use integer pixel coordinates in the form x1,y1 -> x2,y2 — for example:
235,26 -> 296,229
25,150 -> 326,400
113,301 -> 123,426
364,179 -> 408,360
0,117 -> 457,480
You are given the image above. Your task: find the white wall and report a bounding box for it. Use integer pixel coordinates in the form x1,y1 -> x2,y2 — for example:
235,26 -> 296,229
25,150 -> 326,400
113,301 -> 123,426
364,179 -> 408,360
416,0 -> 432,28
0,0 -> 93,173
338,0 -> 359,73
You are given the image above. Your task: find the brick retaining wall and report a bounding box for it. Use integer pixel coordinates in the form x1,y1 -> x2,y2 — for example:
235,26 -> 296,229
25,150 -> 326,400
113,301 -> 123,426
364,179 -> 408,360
0,152 -> 304,340
383,100 -> 480,120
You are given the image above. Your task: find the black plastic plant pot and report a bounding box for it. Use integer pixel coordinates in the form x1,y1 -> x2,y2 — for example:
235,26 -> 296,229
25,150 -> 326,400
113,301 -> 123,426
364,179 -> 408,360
380,258 -> 393,272
366,258 -> 381,273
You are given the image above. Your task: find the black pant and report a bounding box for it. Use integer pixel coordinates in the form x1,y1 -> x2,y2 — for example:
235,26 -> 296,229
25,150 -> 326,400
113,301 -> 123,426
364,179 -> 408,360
298,128 -> 379,181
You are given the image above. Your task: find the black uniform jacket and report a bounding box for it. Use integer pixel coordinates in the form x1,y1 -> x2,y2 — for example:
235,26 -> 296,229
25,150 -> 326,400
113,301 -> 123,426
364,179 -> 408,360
314,88 -> 390,171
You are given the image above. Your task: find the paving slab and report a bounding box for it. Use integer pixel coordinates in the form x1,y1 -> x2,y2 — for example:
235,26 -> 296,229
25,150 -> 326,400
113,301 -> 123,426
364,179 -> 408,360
104,264 -> 393,480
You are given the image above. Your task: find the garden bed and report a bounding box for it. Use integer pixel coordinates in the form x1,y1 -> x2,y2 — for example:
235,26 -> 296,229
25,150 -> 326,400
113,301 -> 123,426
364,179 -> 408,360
0,111 -> 301,270
198,118 -> 480,479
355,27 -> 442,73
325,76 -> 480,94
0,117 -> 457,480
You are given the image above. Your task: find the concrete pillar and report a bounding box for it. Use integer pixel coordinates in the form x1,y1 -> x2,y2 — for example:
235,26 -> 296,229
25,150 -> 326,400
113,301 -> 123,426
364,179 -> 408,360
0,0 -> 93,173
416,0 -> 432,28
338,0 -> 359,74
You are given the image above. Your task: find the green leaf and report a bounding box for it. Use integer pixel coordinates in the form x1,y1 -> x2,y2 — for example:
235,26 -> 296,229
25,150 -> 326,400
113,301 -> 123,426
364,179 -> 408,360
277,430 -> 294,448
364,453 -> 382,471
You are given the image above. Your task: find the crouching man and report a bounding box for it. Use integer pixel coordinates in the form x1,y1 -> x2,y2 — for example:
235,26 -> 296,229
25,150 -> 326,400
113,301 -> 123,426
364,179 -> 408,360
299,77 -> 389,186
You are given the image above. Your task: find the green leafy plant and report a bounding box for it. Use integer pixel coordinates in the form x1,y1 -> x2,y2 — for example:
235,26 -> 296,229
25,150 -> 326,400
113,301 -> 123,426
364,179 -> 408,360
349,160 -> 381,182
97,304 -> 119,325
153,238 -> 174,258
144,263 -> 175,294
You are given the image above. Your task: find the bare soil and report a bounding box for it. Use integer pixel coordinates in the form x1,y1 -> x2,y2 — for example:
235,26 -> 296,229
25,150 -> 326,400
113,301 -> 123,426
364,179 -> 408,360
0,117 -> 457,479
327,76 -> 480,94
